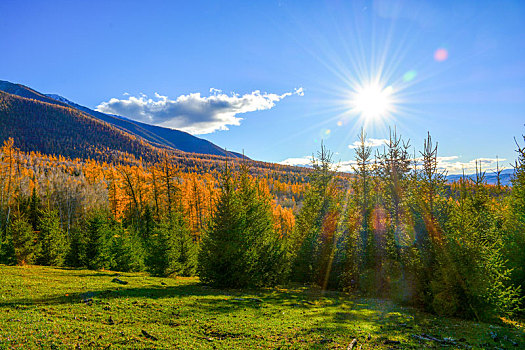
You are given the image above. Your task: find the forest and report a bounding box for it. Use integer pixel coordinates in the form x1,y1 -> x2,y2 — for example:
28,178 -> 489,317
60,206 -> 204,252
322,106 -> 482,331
0,128 -> 524,322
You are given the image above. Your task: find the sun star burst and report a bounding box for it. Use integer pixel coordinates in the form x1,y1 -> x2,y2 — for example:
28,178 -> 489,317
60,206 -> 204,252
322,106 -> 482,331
351,82 -> 395,121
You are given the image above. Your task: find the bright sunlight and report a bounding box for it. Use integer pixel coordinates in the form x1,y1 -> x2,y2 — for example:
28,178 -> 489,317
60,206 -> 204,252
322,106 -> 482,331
351,82 -> 395,121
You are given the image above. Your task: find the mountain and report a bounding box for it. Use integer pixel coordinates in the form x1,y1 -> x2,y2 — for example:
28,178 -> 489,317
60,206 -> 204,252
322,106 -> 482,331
0,80 -> 71,107
0,89 -> 166,163
0,80 -> 243,158
46,94 -> 72,105
446,168 -> 514,186
0,85 -> 308,181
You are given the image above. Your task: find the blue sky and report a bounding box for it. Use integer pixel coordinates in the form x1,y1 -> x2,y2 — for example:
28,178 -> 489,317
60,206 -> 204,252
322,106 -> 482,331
1,0 -> 524,173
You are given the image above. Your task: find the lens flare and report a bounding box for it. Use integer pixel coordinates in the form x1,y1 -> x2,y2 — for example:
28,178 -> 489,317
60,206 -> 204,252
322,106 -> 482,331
434,48 -> 448,62
403,70 -> 417,82
281,3 -> 434,142
319,128 -> 332,139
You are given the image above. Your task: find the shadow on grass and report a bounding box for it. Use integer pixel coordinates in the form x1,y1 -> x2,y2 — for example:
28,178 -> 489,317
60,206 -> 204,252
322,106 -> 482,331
0,277 -> 383,324
4,273 -> 519,349
43,266 -> 143,278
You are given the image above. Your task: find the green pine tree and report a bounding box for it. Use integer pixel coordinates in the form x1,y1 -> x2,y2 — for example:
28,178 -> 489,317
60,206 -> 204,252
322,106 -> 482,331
433,166 -> 521,319
503,134 -> 525,304
198,162 -> 247,287
84,211 -> 113,270
37,209 -> 67,266
199,161 -> 286,288
9,215 -> 40,265
110,226 -> 145,272
169,211 -> 198,277
237,164 -> 287,287
65,226 -> 88,268
291,143 -> 340,286
0,230 -> 16,265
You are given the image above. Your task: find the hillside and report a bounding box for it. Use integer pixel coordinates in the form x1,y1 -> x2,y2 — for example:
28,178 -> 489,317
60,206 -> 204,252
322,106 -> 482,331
0,79 -> 242,158
0,90 -> 167,163
447,168 -> 514,186
0,80 -> 70,106
0,90 -> 312,185
46,93 -> 244,158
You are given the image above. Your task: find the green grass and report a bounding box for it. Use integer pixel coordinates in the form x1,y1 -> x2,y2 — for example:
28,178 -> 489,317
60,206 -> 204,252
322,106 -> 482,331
0,266 -> 523,349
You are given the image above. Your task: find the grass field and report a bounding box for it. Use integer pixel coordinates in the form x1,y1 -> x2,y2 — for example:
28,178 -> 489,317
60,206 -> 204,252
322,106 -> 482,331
0,266 -> 523,349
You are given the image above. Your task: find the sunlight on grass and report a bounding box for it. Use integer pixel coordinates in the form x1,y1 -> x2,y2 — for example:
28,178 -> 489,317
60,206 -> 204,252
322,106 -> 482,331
1,265 -> 524,349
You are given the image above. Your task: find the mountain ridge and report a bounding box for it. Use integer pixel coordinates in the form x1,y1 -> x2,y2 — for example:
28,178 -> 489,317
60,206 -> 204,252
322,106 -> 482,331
446,168 -> 514,186
0,79 -> 243,159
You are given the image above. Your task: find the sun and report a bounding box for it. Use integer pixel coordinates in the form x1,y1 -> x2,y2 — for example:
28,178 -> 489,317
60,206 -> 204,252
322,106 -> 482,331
351,82 -> 395,120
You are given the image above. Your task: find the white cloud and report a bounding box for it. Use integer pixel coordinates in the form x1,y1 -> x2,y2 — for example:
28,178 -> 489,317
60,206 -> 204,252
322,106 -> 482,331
412,155 -> 509,175
337,160 -> 358,172
348,138 -> 388,149
436,157 -> 509,175
281,154 -> 510,176
436,156 -> 459,162
279,156 -> 313,167
279,156 -> 357,172
96,87 -> 304,135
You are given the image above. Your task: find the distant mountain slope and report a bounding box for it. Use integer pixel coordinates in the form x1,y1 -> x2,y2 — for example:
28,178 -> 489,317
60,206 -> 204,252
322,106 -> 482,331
0,88 -> 309,182
0,80 -> 70,106
45,94 -> 243,158
0,90 -> 165,162
0,79 -> 243,158
446,168 -> 514,186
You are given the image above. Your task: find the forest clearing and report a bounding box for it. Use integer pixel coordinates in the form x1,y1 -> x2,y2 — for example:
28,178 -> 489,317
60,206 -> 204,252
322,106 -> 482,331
1,265 -> 524,349
2,1 -> 525,349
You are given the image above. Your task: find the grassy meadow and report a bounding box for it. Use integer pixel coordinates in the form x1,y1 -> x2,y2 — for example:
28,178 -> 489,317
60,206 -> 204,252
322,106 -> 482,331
0,265 -> 523,349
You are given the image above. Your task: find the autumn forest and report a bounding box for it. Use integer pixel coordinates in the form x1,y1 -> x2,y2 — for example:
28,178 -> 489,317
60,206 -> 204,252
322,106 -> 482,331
1,125 -> 524,323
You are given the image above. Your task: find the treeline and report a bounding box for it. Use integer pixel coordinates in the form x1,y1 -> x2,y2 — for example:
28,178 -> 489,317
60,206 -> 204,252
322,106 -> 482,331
0,138 -> 298,277
0,90 -> 314,183
285,130 -> 524,321
1,129 -> 524,322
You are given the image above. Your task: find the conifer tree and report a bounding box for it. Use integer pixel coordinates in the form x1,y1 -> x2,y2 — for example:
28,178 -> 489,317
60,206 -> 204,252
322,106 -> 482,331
84,211 -> 113,270
291,144 -> 340,286
37,209 -> 67,266
199,160 -> 286,287
434,165 -> 521,319
376,128 -> 412,244
374,128 -> 412,295
418,132 -> 447,237
0,230 -> 16,265
237,163 -> 287,287
66,226 -> 87,268
503,134 -> 525,301
109,226 -> 144,272
408,132 -> 447,306
28,187 -> 42,231
198,161 -> 246,287
169,211 -> 198,277
343,129 -> 376,291
145,212 -> 197,277
9,214 -> 39,264
145,220 -> 174,276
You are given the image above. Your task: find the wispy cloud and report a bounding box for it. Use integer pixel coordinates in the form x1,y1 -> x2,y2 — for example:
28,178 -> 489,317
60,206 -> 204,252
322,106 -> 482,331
280,154 -> 509,176
337,160 -> 358,172
410,156 -> 509,175
279,156 -> 357,172
279,156 -> 313,167
435,157 -> 508,175
348,138 -> 388,149
96,88 -> 304,135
